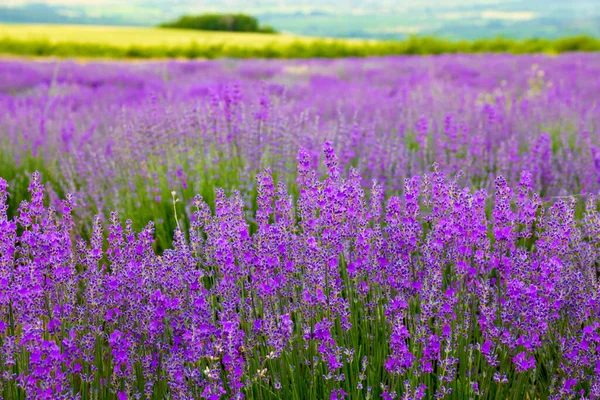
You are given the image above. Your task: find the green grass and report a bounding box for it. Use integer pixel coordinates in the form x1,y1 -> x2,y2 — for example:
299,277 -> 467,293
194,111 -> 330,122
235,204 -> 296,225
0,148 -> 64,221
0,24 -> 599,59
0,144 -> 270,253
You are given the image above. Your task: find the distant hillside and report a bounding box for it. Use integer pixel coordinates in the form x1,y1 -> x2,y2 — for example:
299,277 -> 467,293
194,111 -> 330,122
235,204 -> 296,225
0,3 -> 143,26
1,0 -> 599,39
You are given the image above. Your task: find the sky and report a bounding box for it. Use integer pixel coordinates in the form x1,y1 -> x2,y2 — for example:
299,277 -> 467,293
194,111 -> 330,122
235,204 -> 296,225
1,0 -> 598,39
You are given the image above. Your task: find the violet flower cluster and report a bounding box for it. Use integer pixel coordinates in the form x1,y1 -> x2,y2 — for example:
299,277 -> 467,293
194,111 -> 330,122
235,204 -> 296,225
1,54 -> 599,247
1,142 -> 600,399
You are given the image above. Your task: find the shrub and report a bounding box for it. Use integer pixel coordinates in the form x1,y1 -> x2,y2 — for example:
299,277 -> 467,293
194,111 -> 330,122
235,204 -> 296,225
159,13 -> 278,34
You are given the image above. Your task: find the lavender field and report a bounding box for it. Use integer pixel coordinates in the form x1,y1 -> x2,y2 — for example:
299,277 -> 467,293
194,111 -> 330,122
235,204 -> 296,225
1,54 -> 600,399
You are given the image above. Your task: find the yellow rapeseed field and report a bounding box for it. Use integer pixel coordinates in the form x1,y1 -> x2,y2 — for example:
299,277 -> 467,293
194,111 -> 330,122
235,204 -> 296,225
0,23 -> 348,49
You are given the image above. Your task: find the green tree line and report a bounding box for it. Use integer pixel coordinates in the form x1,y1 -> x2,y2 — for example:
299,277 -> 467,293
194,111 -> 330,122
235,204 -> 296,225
1,35 -> 599,59
159,13 -> 276,34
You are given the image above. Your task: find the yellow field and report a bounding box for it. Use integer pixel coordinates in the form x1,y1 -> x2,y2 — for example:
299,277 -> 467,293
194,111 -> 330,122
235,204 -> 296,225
1,23 -> 594,60
0,24 -> 345,49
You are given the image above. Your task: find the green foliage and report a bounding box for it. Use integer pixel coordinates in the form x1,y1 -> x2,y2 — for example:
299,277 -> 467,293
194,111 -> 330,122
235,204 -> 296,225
159,13 -> 278,34
0,149 -> 64,221
1,34 -> 599,59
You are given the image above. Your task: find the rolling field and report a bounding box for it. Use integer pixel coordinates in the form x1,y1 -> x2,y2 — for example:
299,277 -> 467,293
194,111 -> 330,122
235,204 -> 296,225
1,23 -> 599,59
1,54 -> 600,399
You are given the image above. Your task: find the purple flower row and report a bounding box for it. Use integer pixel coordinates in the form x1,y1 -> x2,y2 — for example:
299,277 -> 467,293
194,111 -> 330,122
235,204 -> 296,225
1,142 -> 599,399
1,54 -> 599,226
